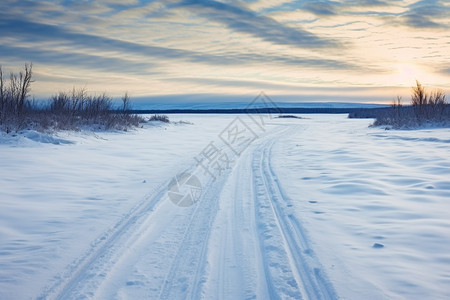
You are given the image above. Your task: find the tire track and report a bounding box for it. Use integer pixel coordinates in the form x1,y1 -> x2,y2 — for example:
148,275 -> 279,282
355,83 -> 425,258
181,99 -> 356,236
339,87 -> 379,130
157,123 -> 293,299
205,149 -> 260,300
252,131 -> 303,299
39,122 -> 336,300
160,125 -> 291,300
265,140 -> 337,299
252,128 -> 337,299
158,157 -> 240,300
38,178 -> 180,300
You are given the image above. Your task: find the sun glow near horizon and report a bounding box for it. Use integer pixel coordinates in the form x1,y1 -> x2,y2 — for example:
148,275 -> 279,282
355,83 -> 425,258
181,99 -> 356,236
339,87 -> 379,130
390,64 -> 424,87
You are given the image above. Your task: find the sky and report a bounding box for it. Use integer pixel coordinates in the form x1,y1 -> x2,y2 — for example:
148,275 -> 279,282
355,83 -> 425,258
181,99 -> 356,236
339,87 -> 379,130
0,0 -> 449,105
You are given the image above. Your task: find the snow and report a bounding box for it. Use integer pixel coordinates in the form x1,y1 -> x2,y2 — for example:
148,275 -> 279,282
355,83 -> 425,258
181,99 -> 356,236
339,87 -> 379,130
272,116 -> 450,299
1,114 -> 449,299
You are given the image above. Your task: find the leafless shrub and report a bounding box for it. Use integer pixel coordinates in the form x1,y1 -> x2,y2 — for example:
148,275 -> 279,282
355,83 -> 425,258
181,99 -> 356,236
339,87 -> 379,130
429,89 -> 446,122
46,89 -> 144,130
411,80 -> 429,122
121,92 -> 131,113
370,81 -> 449,128
411,80 -> 427,106
392,96 -> 402,108
149,114 -> 169,123
0,63 -> 34,130
0,66 -> 5,114
1,64 -> 144,133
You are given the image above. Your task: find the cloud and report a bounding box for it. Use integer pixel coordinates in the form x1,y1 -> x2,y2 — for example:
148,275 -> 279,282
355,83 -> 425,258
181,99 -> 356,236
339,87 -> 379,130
1,0 -> 447,100
112,2 -> 171,20
402,14 -> 441,28
440,67 -> 450,76
0,13 -> 356,71
64,2 -> 112,15
300,0 -> 393,17
176,0 -> 340,48
163,76 -> 302,91
102,0 -> 140,5
348,0 -> 391,6
0,15 -> 222,64
400,0 -> 449,29
302,1 -> 339,16
297,0 -> 449,31
0,44 -> 157,75
247,0 -> 295,12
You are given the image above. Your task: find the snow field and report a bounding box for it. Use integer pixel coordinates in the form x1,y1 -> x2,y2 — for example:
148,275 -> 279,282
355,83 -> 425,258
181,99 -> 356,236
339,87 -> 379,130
0,114 -> 449,299
273,115 -> 450,299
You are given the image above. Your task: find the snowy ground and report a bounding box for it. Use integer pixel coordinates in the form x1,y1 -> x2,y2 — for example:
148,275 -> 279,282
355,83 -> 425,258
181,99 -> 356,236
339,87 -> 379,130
1,114 -> 449,299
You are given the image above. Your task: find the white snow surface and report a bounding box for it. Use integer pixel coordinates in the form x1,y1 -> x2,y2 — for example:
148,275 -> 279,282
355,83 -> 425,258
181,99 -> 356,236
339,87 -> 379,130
1,114 -> 449,299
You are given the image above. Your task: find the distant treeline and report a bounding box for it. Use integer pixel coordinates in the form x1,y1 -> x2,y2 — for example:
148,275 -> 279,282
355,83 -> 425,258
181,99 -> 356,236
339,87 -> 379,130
348,107 -> 392,119
129,107 -> 361,114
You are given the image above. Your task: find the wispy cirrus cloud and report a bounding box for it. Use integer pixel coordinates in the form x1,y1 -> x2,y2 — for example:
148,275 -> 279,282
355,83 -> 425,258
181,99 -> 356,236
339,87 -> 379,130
176,0 -> 341,48
0,15 -> 233,66
300,0 -> 399,17
247,0 -> 296,12
0,44 -> 157,76
400,0 -> 450,29
0,13 -> 355,69
0,0 -> 448,102
299,0 -> 449,30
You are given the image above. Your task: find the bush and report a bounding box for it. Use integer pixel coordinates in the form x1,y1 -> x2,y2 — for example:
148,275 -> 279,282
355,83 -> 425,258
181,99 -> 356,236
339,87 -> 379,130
351,81 -> 449,129
412,83 -> 447,124
277,115 -> 303,119
148,114 -> 169,123
0,64 -> 145,132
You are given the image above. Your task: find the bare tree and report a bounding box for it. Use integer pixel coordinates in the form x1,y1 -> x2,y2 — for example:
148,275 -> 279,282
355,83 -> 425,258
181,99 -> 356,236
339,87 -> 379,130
0,66 -> 4,109
7,63 -> 34,116
411,80 -> 427,106
429,89 -> 446,122
429,89 -> 446,106
391,96 -> 402,108
411,80 -> 429,121
121,92 -> 131,113
19,63 -> 33,115
0,65 -> 4,122
389,96 -> 403,126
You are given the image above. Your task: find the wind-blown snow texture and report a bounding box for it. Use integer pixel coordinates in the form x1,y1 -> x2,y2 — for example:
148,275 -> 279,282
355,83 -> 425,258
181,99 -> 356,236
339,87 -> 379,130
1,115 -> 449,299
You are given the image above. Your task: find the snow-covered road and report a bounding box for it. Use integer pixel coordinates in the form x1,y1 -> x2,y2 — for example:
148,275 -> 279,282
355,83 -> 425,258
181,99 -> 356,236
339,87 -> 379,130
1,114 -> 450,299
35,122 -> 335,300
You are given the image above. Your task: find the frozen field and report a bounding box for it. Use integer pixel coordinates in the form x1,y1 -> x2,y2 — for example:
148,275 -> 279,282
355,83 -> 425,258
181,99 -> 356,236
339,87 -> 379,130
1,114 -> 449,299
